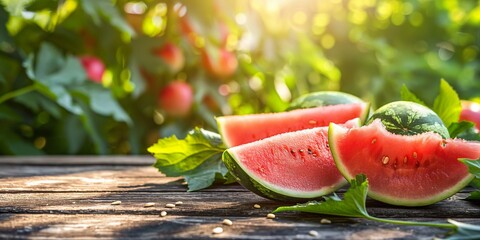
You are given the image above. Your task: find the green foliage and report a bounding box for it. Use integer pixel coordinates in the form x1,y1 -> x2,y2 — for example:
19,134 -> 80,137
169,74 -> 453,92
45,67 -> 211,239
433,79 -> 462,127
461,159 -> 480,201
147,128 -> 230,191
275,175 -> 370,218
1,0 -> 480,154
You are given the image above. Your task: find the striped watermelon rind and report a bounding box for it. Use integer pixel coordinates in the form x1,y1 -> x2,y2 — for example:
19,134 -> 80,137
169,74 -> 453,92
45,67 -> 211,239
329,120 -> 479,206
288,91 -> 364,110
366,101 -> 450,139
222,119 -> 361,202
222,151 -> 345,202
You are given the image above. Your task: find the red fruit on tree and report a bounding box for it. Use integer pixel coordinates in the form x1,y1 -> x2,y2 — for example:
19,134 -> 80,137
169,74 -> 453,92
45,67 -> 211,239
460,100 -> 480,131
79,56 -> 105,83
202,48 -> 238,79
158,81 -> 194,117
153,42 -> 185,73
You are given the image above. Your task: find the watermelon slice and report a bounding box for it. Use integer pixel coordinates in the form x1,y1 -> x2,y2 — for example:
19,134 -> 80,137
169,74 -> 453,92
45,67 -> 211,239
217,103 -> 369,147
222,119 -> 360,202
329,119 -> 480,206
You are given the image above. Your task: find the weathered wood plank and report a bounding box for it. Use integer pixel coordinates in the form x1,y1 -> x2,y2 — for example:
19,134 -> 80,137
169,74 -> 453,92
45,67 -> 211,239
0,156 -> 153,165
0,191 -> 478,218
1,157 -> 479,239
0,166 -> 247,193
1,214 -> 476,239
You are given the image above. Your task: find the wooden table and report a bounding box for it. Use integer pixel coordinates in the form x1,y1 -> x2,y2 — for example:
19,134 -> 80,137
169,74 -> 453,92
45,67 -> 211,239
0,156 -> 479,239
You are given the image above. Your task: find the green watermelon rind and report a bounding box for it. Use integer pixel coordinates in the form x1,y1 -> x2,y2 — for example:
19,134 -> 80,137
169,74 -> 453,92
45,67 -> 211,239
288,91 -> 364,110
223,150 -> 347,202
328,122 -> 474,207
366,101 -> 450,139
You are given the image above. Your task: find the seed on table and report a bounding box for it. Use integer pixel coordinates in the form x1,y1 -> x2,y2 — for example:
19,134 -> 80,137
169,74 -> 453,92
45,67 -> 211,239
222,219 -> 233,226
175,201 -> 183,205
165,203 -> 176,208
320,218 -> 331,224
253,204 -> 261,209
266,213 -> 275,219
160,211 -> 167,217
309,230 -> 319,237
111,201 -> 122,205
144,202 -> 155,207
212,227 -> 223,234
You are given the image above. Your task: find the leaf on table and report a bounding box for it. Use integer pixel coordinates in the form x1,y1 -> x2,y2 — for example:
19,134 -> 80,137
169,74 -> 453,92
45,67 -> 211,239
448,121 -> 475,139
446,219 -> 480,240
183,154 -> 229,192
433,79 -> 462,127
461,159 -> 480,178
148,128 -> 229,191
400,84 -> 426,106
274,174 -> 369,218
466,191 -> 480,201
461,158 -> 480,201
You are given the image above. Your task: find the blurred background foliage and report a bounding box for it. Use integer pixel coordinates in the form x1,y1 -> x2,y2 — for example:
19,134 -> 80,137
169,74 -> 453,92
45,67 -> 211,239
0,0 -> 479,155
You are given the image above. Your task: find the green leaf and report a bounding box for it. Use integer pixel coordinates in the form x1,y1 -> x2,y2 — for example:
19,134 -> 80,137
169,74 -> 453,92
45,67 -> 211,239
448,121 -> 475,138
79,0 -> 134,38
461,159 -> 480,201
461,159 -> 480,178
1,0 -> 33,16
183,154 -> 229,192
77,85 -> 132,125
400,84 -> 426,106
446,219 -> 480,239
275,174 -> 457,231
148,128 -> 228,191
466,191 -> 480,201
433,79 -> 462,127
274,174 -> 369,218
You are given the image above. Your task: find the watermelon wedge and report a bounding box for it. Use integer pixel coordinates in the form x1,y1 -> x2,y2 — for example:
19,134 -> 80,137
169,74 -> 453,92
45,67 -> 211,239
217,103 -> 369,147
222,119 -> 360,202
329,119 -> 480,206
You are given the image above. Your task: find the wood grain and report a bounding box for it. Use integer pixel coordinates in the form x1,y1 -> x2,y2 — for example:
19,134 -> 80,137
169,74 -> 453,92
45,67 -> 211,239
0,156 -> 479,239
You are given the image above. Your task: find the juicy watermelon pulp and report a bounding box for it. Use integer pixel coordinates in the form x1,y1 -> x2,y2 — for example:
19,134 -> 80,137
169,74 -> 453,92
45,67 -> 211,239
222,119 -> 360,202
329,120 -> 480,206
217,103 -> 369,147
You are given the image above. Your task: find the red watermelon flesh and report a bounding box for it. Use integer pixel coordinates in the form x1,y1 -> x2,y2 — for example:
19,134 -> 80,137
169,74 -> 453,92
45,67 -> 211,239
224,119 -> 359,201
217,103 -> 368,147
329,119 -> 480,206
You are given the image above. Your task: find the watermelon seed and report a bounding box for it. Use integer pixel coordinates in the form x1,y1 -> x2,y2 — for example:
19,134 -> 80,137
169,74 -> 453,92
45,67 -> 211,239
307,148 -> 312,154
393,159 -> 397,169
309,230 -> 319,237
266,213 -> 276,219
299,149 -> 304,153
403,157 -> 408,164
382,156 -> 390,165
415,160 -> 420,168
309,120 -> 317,125
290,149 -> 296,157
212,227 -> 224,234
371,139 -> 377,144
413,152 -> 418,158
320,218 -> 332,224
222,219 -> 233,226
254,204 -> 261,209
312,153 -> 317,157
